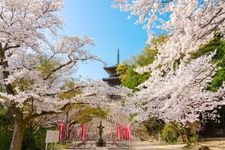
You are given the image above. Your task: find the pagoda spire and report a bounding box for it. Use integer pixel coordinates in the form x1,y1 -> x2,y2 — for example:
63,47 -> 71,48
117,49 -> 120,65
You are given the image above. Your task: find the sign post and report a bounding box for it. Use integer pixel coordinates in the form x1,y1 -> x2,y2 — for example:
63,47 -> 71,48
45,130 -> 59,150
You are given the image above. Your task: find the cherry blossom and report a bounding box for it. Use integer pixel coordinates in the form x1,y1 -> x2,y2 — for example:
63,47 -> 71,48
0,1 -> 129,149
114,0 -> 225,124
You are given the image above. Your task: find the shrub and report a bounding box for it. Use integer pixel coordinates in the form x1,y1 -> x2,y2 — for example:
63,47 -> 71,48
22,127 -> 50,150
0,123 -> 12,150
161,123 -> 181,144
143,117 -> 165,139
189,134 -> 198,143
162,122 -> 199,145
0,106 -> 12,150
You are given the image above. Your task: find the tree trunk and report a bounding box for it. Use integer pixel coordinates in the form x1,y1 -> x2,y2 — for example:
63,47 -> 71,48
9,111 -> 25,150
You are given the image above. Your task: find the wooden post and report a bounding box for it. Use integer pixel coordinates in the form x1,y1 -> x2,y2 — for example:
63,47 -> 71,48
45,143 -> 48,150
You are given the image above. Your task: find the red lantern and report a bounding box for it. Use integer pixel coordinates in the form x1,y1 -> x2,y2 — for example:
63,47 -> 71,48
122,126 -> 126,140
116,124 -> 121,141
58,122 -> 65,141
81,123 -> 86,141
127,125 -> 131,141
66,126 -> 69,139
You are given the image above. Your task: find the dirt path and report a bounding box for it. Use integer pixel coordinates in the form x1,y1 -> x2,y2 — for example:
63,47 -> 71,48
131,141 -> 225,150
60,140 -> 225,150
197,140 -> 225,150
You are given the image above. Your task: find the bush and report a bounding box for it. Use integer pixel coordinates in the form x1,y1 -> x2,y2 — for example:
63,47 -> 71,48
22,127 -> 50,150
0,106 -> 12,150
0,123 -> 12,150
189,134 -> 198,143
185,121 -> 200,144
0,123 -> 48,150
161,123 -> 181,144
161,122 -> 199,145
0,105 -> 50,150
143,117 -> 165,139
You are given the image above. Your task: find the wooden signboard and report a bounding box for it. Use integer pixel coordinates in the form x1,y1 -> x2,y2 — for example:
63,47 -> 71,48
45,130 -> 59,150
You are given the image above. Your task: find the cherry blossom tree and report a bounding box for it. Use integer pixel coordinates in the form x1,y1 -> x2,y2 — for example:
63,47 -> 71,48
0,1 -> 130,149
127,51 -> 225,122
113,0 -> 225,67
114,0 -> 225,126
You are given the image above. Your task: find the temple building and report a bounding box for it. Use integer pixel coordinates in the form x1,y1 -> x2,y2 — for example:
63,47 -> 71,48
102,49 -> 121,86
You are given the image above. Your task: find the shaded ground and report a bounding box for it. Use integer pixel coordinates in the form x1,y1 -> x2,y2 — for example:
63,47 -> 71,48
59,140 -> 225,150
132,140 -> 225,150
197,140 -> 225,150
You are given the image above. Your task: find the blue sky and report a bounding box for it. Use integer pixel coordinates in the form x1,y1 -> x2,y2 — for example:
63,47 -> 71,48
61,0 -> 147,80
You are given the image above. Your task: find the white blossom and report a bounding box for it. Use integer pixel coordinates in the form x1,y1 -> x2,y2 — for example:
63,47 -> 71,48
114,0 -> 225,124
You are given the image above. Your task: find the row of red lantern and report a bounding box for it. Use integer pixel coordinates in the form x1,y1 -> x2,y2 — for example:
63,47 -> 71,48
58,122 -> 86,142
116,124 -> 131,141
58,122 -> 131,142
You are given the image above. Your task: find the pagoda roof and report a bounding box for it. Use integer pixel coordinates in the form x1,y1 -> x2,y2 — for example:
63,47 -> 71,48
103,76 -> 121,86
103,65 -> 118,69
103,65 -> 118,76
102,49 -> 121,86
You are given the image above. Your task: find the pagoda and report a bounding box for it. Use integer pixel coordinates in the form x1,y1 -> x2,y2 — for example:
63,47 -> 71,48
102,49 -> 121,86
